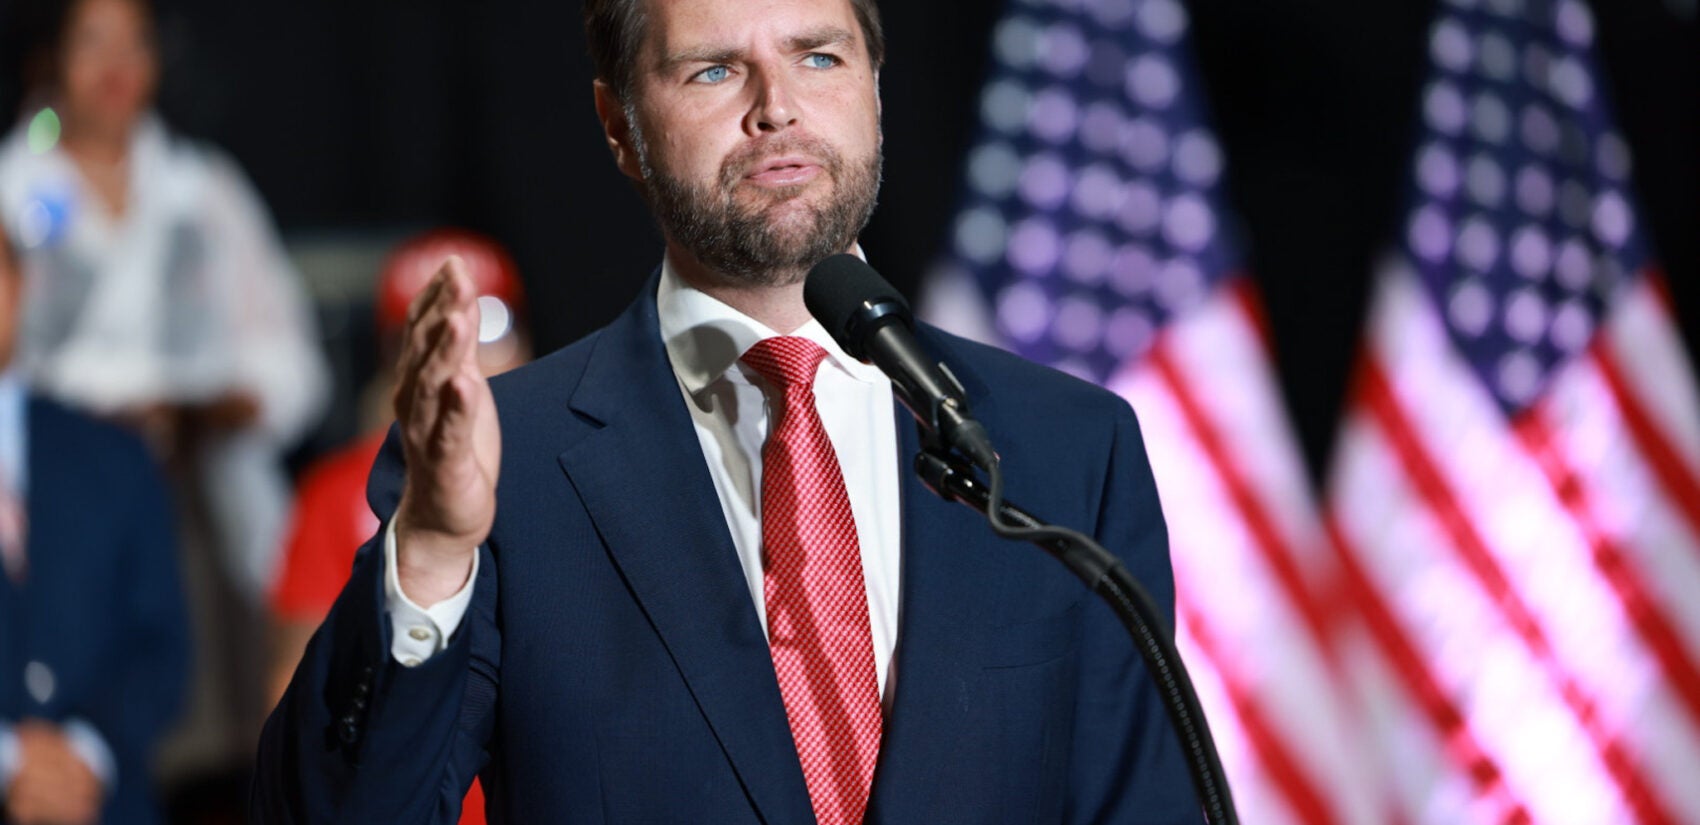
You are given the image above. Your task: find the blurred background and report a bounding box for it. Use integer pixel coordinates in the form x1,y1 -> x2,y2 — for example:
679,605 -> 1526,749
1,0 -> 1689,471
0,0 -> 1695,822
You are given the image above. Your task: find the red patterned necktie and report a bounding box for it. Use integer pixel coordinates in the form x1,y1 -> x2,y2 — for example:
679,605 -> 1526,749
741,336 -> 882,825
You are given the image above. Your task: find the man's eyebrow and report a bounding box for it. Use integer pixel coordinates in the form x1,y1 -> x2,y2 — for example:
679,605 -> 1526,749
661,45 -> 745,70
785,25 -> 855,53
659,25 -> 857,71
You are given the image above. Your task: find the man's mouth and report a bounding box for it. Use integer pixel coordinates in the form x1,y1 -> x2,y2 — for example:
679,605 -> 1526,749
743,156 -> 823,188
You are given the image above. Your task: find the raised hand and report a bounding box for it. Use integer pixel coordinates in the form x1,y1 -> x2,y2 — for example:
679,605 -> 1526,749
390,257 -> 501,606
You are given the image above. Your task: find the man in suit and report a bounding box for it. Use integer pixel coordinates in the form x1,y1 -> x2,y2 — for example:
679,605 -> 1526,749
255,0 -> 1193,821
0,218 -> 190,823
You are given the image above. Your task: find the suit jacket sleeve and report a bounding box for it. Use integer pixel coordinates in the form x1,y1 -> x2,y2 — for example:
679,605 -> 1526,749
96,434 -> 191,791
1067,400 -> 1198,824
252,427 -> 499,823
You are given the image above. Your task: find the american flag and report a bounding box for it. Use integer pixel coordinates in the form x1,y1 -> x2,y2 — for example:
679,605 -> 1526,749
1327,0 -> 1700,822
919,0 -> 1379,821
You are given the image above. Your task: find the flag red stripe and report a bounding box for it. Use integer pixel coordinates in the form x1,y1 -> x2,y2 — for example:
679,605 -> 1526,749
1359,357 -> 1679,825
1178,586 -> 1341,825
1588,341 -> 1700,547
1513,409 -> 1700,732
1147,334 -> 1337,660
1224,277 -> 1275,352
1644,268 -> 1675,316
1323,514 -> 1531,823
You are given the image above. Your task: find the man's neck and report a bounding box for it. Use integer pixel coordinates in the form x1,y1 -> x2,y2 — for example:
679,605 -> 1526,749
664,241 -> 819,334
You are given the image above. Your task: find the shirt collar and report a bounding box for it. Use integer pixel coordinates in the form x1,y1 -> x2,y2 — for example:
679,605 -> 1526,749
656,250 -> 886,397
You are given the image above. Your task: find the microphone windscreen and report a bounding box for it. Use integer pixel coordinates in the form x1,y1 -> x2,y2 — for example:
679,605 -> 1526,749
804,254 -> 912,359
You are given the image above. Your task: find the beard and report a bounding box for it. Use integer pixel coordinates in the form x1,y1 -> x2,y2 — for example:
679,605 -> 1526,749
632,116 -> 882,288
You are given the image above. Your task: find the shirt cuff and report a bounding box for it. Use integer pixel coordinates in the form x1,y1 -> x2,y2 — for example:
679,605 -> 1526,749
0,722 -> 17,789
383,519 -> 479,667
61,718 -> 116,792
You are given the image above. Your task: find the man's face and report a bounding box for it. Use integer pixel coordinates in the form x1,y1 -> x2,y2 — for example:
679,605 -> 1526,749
606,0 -> 883,286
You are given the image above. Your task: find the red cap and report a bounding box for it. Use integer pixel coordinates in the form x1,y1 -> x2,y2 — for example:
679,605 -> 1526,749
375,229 -> 525,336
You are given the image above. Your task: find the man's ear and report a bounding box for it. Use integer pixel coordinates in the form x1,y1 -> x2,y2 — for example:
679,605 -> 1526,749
594,80 -> 644,181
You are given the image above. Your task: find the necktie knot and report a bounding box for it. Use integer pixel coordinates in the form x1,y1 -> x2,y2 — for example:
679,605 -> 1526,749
741,336 -> 829,394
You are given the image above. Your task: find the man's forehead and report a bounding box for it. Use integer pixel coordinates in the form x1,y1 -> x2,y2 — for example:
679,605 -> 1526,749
641,0 -> 862,57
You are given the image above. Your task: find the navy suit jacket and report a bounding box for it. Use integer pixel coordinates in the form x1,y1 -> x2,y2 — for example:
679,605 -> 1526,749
255,279 -> 1194,823
0,397 -> 189,825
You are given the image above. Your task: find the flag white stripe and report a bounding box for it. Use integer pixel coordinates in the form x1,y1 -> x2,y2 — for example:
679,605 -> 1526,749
1367,269 -> 1698,758
1387,288 -> 1700,819
1124,289 -> 1331,576
1542,354 -> 1700,641
1118,371 -> 1351,821
1340,620 -> 1496,825
1600,281 -> 1700,476
1332,413 -> 1635,825
1528,360 -> 1700,822
1175,611 -> 1307,825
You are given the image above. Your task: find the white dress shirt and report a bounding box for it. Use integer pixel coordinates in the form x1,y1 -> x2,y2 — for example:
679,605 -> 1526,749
385,257 -> 905,701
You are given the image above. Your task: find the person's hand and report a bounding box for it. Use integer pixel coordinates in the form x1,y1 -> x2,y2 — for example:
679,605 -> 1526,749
4,720 -> 102,825
185,391 -> 262,432
391,257 -> 501,607
108,402 -> 181,461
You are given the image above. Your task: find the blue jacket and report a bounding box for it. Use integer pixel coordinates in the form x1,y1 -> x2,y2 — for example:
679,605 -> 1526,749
255,279 -> 1193,823
0,397 -> 189,825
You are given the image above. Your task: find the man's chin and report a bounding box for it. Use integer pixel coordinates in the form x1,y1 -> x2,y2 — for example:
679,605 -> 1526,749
733,193 -> 822,234
733,180 -> 825,212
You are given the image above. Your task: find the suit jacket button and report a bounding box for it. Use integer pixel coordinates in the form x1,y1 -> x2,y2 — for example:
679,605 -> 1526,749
24,661 -> 54,704
338,716 -> 359,744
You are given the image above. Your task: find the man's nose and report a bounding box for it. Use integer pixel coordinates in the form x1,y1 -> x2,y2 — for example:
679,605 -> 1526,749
745,67 -> 800,135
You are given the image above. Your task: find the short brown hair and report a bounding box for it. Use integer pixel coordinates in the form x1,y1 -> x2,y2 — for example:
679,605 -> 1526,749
583,0 -> 885,101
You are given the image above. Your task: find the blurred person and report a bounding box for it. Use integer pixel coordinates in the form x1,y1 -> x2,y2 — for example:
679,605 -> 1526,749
0,216 -> 189,824
0,0 -> 331,804
0,0 -> 330,599
266,229 -> 529,825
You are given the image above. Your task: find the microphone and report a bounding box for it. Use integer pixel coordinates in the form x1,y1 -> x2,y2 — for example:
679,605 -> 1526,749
804,254 -> 998,470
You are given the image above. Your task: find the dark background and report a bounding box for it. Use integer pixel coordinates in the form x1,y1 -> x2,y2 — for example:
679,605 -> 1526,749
2,0 -> 1695,483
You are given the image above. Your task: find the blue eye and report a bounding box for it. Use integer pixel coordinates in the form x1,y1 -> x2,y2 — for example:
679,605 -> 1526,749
804,53 -> 839,69
695,65 -> 730,83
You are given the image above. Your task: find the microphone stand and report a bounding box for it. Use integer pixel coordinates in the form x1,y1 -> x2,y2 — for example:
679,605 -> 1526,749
915,449 -> 1239,825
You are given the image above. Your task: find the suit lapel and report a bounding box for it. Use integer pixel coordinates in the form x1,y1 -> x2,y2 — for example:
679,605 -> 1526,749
553,286 -> 814,825
868,333 -> 1013,820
